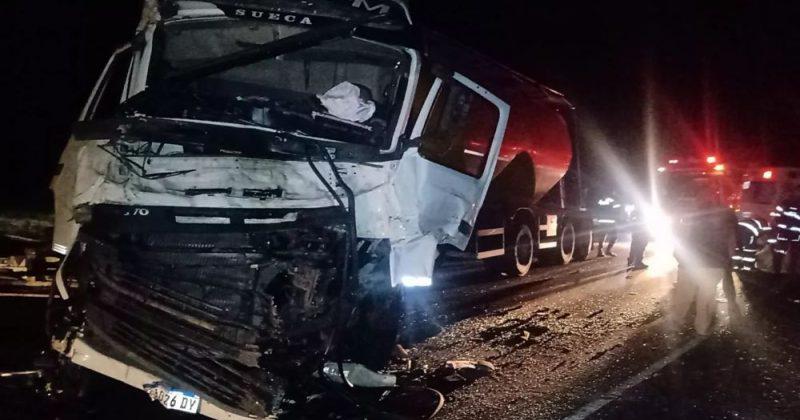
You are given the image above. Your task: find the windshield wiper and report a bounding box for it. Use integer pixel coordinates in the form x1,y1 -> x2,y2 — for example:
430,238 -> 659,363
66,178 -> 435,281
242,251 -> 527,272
162,14 -> 388,84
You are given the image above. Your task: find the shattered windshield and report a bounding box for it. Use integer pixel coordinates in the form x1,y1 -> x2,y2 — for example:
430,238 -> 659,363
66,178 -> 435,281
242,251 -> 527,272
144,18 -> 409,147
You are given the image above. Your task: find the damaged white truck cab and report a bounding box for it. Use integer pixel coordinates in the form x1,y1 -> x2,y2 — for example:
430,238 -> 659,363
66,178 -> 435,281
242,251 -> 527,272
49,1 -> 590,418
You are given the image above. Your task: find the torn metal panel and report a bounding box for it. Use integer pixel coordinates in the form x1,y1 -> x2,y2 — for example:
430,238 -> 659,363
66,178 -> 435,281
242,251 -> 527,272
391,149 -> 479,247
51,136 -> 89,255
391,72 -> 511,251
53,134 -> 502,288
52,138 -> 404,250
64,206 -> 350,416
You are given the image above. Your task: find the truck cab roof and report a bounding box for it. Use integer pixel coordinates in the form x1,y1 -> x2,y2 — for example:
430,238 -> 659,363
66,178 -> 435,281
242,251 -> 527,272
158,0 -> 412,26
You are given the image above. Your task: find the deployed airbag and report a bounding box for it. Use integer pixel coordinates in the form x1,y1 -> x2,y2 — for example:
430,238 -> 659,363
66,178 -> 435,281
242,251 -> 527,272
317,81 -> 376,123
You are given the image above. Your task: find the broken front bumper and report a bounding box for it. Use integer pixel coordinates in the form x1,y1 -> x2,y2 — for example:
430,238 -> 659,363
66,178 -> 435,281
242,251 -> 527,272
61,204 -> 351,418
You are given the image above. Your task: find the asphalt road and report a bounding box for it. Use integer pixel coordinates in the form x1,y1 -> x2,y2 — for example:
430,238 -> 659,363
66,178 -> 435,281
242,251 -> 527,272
2,238 -> 800,419
402,241 -> 800,420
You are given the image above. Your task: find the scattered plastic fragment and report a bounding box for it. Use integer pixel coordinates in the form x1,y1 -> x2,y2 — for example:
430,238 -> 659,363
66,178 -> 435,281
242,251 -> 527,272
321,362 -> 397,387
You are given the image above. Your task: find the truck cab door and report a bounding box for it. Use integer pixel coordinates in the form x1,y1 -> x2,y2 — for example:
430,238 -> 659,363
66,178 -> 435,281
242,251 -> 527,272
396,72 -> 509,250
52,44 -> 139,255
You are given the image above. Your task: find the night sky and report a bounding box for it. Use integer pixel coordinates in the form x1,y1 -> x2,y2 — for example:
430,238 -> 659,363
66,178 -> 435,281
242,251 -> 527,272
3,0 -> 799,210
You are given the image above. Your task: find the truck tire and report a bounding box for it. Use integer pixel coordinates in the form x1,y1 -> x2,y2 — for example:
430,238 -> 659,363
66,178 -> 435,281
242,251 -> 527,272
573,222 -> 593,262
495,219 -> 536,277
555,222 -> 576,265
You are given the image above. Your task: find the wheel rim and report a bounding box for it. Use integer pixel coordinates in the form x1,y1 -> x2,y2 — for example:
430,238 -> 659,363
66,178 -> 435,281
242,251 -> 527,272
561,224 -> 575,261
515,224 -> 534,274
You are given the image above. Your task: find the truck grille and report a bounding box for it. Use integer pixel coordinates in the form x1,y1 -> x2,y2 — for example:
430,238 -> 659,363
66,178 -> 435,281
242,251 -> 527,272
76,205 -> 349,416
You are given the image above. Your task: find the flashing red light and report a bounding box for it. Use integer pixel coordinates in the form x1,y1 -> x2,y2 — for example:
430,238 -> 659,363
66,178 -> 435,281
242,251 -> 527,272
713,164 -> 725,171
763,170 -> 773,179
706,156 -> 717,164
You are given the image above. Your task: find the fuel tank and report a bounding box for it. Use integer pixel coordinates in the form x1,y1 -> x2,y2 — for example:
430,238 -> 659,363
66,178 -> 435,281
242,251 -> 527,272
425,33 -> 574,205
493,88 -> 573,203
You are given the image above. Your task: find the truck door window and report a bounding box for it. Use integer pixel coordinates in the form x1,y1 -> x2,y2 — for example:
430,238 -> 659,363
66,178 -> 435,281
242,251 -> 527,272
419,81 -> 499,177
87,48 -> 134,120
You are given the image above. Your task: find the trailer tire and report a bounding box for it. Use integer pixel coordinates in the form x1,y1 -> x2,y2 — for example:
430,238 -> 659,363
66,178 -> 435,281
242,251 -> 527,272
495,219 -> 536,277
573,222 -> 593,262
555,222 -> 576,265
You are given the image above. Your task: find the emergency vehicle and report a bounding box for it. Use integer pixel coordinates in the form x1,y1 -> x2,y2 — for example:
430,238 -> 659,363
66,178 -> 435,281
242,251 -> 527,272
736,167 -> 800,273
656,156 -> 739,210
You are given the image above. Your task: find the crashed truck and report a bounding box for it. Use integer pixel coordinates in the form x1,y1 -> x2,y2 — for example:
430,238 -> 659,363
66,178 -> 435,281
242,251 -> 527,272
48,0 -> 592,418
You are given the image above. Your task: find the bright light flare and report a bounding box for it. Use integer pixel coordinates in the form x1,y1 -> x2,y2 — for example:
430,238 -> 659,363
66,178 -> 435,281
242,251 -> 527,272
706,156 -> 717,164
668,159 -> 679,164
641,204 -> 678,275
713,164 -> 725,171
642,205 -> 675,247
657,166 -> 666,173
763,170 -> 773,179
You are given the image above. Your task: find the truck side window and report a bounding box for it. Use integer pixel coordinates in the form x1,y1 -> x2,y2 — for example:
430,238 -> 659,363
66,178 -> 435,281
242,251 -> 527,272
420,81 -> 499,177
87,48 -> 134,120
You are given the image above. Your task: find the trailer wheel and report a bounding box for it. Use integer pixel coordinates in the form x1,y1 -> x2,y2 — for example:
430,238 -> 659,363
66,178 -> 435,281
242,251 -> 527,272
573,222 -> 593,262
556,222 -> 576,265
494,220 -> 535,277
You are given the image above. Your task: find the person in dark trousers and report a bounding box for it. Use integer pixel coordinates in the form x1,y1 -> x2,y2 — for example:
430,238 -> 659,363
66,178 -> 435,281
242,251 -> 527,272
772,198 -> 800,275
594,190 -> 621,257
597,219 -> 618,257
627,209 -> 650,270
668,180 -> 738,335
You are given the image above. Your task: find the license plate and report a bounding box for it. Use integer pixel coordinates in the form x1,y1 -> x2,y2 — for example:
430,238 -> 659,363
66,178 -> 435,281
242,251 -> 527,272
145,382 -> 201,414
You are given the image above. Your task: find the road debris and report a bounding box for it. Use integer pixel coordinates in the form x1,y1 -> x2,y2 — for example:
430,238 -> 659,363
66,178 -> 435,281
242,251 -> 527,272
445,360 -> 496,373
321,363 -> 397,388
394,344 -> 411,361
426,359 -> 497,394
587,309 -> 605,318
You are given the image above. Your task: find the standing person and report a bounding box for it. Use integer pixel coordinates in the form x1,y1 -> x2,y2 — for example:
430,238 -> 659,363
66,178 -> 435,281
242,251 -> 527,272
669,180 -> 738,335
627,208 -> 650,270
772,198 -> 800,275
594,190 -> 621,257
